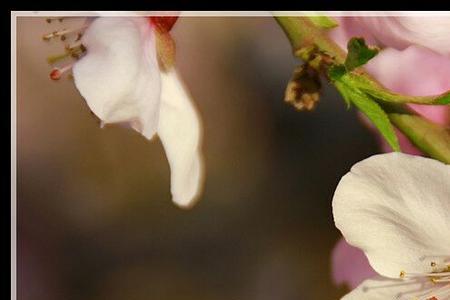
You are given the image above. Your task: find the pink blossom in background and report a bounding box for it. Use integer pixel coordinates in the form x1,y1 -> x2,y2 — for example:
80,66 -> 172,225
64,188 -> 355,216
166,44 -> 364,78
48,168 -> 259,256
356,17 -> 450,56
329,16 -> 450,56
331,238 -> 377,288
327,17 -> 377,51
365,45 -> 450,154
329,16 -> 450,290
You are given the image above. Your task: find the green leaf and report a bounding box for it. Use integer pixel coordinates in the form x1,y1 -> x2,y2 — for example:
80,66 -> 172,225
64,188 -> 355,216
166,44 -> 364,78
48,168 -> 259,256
436,95 -> 450,104
328,64 -> 346,81
346,73 -> 450,105
275,16 -> 450,163
334,80 -> 352,108
308,16 -> 338,29
345,38 -> 379,71
336,82 -> 400,151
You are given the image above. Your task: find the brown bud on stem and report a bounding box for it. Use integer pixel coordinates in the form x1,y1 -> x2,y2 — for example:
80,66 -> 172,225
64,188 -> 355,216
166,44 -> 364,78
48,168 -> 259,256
284,65 -> 321,111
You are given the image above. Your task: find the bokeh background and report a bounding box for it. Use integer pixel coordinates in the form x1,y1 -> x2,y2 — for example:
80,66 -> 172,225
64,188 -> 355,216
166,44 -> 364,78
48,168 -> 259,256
17,16 -> 378,300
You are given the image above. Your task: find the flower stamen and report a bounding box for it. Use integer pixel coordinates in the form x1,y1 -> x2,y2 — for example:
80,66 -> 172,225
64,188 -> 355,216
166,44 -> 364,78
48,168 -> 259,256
42,26 -> 88,41
43,18 -> 89,80
47,43 -> 86,64
398,260 -> 450,300
46,17 -> 65,23
49,64 -> 73,81
417,284 -> 450,300
402,271 -> 450,278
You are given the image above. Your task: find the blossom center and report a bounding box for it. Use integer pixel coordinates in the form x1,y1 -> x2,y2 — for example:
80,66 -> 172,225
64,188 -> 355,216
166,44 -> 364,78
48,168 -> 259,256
398,257 -> 450,300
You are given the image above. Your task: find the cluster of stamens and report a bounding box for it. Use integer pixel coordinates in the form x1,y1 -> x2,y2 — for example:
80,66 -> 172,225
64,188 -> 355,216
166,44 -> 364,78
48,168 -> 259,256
43,17 -> 88,80
397,257 -> 450,300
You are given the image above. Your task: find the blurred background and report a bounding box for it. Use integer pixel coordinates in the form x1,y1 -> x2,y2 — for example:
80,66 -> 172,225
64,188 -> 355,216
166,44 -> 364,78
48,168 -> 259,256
17,16 -> 378,300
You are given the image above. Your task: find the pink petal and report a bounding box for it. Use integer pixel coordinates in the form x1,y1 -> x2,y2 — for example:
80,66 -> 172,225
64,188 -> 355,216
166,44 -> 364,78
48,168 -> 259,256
366,45 -> 450,128
330,19 -> 450,291
331,238 -> 377,289
328,17 -> 377,51
408,104 -> 450,126
358,17 -> 450,57
366,45 -> 450,99
330,16 -> 450,57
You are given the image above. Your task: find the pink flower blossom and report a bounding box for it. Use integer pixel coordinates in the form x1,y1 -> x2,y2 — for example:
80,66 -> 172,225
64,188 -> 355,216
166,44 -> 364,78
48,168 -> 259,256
331,238 -> 377,288
329,16 -> 450,290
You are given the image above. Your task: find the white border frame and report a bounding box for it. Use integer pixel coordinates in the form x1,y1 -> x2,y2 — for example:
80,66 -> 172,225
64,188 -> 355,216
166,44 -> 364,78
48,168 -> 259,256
11,11 -> 450,17
11,11 -> 17,300
10,10 -> 450,300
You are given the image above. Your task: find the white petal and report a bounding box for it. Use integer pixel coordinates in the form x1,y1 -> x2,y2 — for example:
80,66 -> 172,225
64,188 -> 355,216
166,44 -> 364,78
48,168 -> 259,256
359,17 -> 450,56
332,153 -> 450,278
73,17 -> 161,139
157,70 -> 204,208
342,275 -> 436,300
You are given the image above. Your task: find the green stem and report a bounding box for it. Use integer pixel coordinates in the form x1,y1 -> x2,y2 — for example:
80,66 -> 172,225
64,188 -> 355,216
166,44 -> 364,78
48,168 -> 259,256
382,104 -> 450,164
275,16 -> 450,164
275,16 -> 346,63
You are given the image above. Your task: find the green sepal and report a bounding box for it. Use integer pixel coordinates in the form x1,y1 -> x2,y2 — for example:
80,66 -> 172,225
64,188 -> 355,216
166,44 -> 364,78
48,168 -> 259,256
335,81 -> 400,151
345,38 -> 379,71
328,64 -> 346,81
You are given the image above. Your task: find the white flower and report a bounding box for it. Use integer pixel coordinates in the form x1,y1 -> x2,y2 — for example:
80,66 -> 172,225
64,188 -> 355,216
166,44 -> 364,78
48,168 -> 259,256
72,17 -> 203,208
332,153 -> 450,299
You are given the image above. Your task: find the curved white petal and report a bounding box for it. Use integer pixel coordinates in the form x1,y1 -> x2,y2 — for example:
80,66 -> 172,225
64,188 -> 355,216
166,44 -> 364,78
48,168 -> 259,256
157,70 -> 204,208
333,153 -> 450,278
73,17 -> 161,139
342,275 -> 436,300
359,17 -> 450,56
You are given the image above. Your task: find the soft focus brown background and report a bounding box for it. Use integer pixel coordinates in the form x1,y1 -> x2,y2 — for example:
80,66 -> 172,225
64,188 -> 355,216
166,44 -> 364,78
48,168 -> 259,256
17,16 -> 378,300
